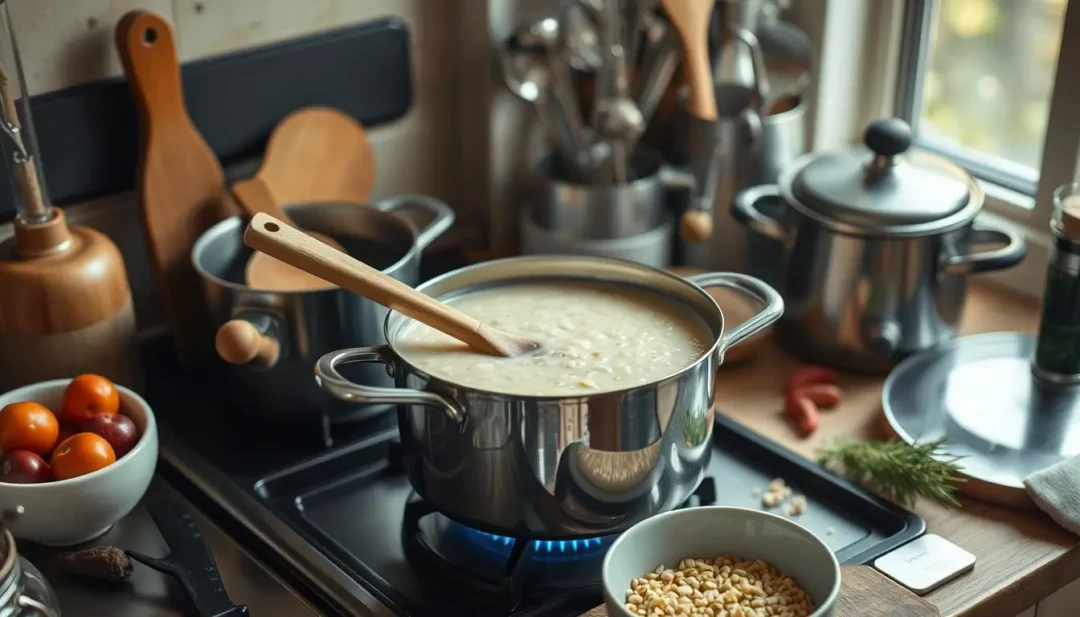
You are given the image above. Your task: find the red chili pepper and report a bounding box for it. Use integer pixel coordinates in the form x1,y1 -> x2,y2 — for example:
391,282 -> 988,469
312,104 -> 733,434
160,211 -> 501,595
786,365 -> 839,395
785,393 -> 819,437
792,383 -> 842,409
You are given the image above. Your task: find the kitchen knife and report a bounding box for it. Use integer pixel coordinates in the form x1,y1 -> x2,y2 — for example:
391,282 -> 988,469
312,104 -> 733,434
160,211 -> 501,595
128,498 -> 250,617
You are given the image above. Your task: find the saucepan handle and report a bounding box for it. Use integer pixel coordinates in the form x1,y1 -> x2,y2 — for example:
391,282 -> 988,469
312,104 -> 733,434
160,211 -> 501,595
731,184 -> 788,242
686,273 -> 784,363
315,346 -> 466,423
374,195 -> 456,251
942,217 -> 1028,275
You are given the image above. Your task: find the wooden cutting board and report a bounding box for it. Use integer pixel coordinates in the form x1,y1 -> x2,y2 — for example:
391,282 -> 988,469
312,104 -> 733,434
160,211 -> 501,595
581,566 -> 940,617
116,10 -> 238,363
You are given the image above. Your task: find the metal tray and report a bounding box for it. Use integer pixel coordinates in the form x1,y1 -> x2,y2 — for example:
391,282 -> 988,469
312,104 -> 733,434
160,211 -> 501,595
709,413 -> 925,564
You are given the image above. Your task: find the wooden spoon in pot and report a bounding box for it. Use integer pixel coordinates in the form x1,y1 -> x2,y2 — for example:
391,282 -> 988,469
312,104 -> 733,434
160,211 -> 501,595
234,176 -> 341,291
243,213 -> 539,357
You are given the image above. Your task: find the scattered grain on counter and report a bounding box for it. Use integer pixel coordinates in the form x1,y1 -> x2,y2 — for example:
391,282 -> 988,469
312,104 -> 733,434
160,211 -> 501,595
761,478 -> 792,508
624,555 -> 815,617
787,495 -> 807,517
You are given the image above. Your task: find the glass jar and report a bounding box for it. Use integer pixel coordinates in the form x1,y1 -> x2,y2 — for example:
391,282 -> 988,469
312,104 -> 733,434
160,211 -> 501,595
0,529 -> 61,617
1033,182 -> 1080,383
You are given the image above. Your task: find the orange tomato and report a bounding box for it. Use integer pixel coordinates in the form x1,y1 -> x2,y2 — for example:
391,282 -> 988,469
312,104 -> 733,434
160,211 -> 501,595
50,432 -> 116,480
0,401 -> 60,456
61,374 -> 120,425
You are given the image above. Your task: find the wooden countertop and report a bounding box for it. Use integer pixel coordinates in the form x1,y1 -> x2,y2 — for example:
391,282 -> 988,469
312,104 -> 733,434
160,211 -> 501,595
585,280 -> 1080,617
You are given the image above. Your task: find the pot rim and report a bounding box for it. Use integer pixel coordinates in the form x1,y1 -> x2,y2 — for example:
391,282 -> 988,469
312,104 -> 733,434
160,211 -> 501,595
376,255 -> 733,401
190,201 -> 423,295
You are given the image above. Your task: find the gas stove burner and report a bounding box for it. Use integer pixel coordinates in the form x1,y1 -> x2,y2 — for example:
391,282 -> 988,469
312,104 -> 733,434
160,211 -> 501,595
462,525 -> 610,562
401,496 -> 608,613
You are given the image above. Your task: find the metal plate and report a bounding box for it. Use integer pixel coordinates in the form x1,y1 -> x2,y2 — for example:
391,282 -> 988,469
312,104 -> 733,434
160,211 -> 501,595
882,332 -> 1080,505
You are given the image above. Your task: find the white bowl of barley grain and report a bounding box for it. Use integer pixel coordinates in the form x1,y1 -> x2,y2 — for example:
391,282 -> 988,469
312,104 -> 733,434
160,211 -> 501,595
602,506 -> 841,617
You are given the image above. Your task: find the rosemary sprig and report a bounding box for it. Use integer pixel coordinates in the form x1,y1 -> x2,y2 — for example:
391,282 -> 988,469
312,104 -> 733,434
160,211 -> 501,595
817,438 -> 967,508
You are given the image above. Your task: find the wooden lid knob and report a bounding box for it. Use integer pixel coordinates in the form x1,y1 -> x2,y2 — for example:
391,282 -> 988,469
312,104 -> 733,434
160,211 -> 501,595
215,320 -> 280,368
680,210 -> 713,243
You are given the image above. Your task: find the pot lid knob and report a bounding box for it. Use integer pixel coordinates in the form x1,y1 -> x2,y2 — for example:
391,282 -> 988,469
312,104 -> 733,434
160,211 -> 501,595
864,118 -> 913,160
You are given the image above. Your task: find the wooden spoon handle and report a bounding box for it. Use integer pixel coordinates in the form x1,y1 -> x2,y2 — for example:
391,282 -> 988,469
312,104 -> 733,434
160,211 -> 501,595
243,213 -> 498,353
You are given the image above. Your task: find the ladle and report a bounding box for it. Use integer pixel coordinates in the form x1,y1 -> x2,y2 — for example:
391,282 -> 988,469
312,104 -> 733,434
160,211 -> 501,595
243,213 -> 539,358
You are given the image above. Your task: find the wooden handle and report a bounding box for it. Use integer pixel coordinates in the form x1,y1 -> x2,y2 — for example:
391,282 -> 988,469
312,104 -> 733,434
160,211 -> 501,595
243,213 -> 507,355
232,177 -> 291,221
115,10 -> 184,117
215,320 -> 280,368
660,0 -> 717,121
684,45 -> 717,120
680,209 -> 713,243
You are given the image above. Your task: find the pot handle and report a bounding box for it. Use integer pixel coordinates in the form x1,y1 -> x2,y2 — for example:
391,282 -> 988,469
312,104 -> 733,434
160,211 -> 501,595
215,312 -> 283,369
686,272 -> 784,361
374,195 -> 456,251
942,218 -> 1028,275
731,184 -> 787,242
315,346 -> 466,423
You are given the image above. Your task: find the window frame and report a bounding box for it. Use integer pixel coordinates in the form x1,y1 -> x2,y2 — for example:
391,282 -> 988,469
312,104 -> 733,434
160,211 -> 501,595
788,0 -> 1080,299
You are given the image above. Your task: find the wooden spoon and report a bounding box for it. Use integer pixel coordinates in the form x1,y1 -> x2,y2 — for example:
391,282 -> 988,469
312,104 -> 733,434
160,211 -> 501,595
233,106 -> 376,206
234,176 -> 341,291
661,0 -> 717,244
244,213 -> 539,357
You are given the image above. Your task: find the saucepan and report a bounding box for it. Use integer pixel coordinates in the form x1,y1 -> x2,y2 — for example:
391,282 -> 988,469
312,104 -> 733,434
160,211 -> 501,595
191,196 -> 453,424
311,256 -> 783,539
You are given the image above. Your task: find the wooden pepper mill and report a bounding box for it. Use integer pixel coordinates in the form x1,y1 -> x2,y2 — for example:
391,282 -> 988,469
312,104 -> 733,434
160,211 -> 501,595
0,10 -> 140,392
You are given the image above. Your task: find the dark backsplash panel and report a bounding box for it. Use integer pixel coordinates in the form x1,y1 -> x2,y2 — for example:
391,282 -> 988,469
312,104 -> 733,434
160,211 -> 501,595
0,17 -> 414,218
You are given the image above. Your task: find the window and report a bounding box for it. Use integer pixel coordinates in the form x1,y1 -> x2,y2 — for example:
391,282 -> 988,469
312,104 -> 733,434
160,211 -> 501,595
894,0 -> 1067,199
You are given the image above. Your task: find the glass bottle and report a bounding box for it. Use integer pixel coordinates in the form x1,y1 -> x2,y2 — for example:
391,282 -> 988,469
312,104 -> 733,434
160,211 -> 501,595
1033,182 -> 1080,383
1,511 -> 62,617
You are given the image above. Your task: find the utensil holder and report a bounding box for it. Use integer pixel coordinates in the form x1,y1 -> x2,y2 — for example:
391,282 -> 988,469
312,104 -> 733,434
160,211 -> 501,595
528,147 -> 670,240
521,146 -> 692,268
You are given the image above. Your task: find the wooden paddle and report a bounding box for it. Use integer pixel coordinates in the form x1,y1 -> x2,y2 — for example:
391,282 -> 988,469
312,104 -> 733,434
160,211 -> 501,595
116,10 -> 239,362
232,106 -> 375,205
243,213 -> 538,357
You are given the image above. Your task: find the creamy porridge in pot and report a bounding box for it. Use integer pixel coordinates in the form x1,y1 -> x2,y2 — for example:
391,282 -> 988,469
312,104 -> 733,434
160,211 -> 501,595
394,282 -> 713,396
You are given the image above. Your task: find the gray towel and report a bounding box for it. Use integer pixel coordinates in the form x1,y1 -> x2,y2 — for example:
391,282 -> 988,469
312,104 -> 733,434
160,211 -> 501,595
1024,455 -> 1080,535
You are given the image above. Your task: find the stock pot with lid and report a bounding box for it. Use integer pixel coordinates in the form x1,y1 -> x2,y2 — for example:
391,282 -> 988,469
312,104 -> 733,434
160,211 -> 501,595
732,118 -> 1027,373
314,256 -> 783,538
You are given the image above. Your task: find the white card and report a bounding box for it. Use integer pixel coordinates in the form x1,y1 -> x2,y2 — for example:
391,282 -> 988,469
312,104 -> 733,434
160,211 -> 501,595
873,534 -> 976,595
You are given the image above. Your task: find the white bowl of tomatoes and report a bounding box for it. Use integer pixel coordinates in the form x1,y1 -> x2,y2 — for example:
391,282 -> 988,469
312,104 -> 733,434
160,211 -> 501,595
0,375 -> 158,546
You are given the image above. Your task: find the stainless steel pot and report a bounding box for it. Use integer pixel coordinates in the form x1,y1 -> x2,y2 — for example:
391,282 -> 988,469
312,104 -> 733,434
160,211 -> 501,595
731,118 -> 1027,373
191,196 -> 453,424
314,256 -> 783,538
